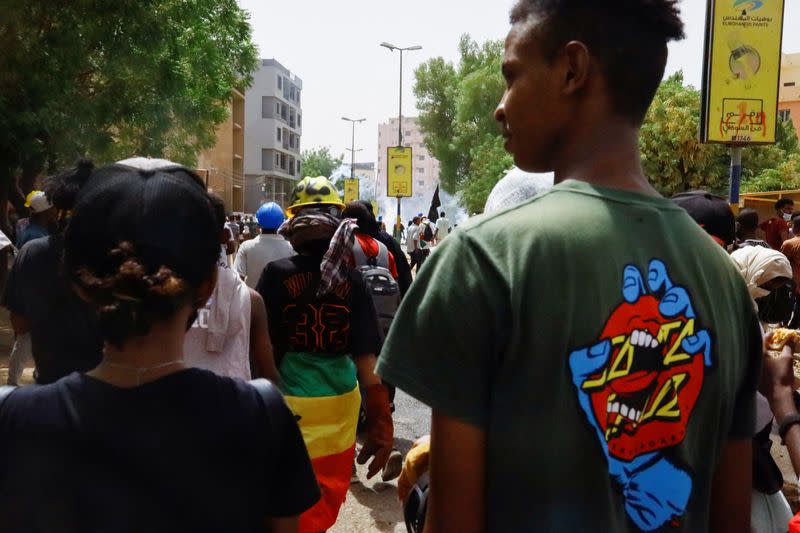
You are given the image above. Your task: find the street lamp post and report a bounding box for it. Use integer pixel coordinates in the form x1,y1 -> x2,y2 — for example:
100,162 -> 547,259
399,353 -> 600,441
341,117 -> 366,180
380,42 -> 421,237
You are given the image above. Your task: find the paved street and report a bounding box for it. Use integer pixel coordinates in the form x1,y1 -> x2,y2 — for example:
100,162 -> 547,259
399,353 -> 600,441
331,389 -> 430,532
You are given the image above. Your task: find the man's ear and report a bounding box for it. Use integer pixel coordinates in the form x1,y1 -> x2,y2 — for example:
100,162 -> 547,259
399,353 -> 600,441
196,268 -> 218,306
561,40 -> 591,96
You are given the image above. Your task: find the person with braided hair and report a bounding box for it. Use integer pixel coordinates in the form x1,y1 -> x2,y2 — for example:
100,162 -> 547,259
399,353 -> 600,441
0,158 -> 319,533
256,177 -> 392,533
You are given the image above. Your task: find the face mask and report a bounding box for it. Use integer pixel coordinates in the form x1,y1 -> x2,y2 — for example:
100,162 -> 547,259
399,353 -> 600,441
755,283 -> 795,325
784,213 -> 793,222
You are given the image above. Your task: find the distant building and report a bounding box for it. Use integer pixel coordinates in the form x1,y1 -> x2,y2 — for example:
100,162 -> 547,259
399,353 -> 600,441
243,59 -> 303,212
779,52 -> 800,139
376,117 -> 441,204
197,89 -> 246,212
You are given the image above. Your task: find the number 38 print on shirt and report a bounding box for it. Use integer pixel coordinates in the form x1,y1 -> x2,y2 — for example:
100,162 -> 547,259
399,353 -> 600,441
568,259 -> 714,531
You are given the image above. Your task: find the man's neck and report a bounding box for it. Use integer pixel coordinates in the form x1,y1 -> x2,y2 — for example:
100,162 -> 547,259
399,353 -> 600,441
551,119 -> 659,197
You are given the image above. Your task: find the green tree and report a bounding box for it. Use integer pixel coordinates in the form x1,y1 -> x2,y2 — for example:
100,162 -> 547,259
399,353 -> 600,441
0,0 -> 258,234
301,147 -> 343,179
414,35 -> 509,211
640,72 -> 799,196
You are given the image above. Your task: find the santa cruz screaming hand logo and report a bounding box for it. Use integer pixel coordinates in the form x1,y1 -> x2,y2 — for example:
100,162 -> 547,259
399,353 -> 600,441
569,259 -> 714,532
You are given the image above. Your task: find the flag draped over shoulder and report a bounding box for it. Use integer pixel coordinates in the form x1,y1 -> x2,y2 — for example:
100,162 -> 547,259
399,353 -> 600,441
280,352 -> 360,533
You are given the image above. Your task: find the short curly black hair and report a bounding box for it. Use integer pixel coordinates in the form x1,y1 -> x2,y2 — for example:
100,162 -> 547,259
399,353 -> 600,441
510,0 -> 685,124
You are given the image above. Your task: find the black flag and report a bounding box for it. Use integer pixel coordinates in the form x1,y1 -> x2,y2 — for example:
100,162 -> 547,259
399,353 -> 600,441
427,185 -> 441,223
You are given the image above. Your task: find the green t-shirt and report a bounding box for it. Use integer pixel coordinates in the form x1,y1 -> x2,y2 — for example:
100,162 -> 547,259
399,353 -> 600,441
377,180 -> 761,532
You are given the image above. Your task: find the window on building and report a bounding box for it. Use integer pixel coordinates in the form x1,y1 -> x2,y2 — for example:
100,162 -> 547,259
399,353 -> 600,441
418,155 -> 425,161
298,114 -> 302,127
280,153 -> 287,170
277,128 -> 282,141
296,161 -> 301,175
779,109 -> 792,122
275,153 -> 280,166
290,86 -> 296,101
417,180 -> 425,186
289,109 -> 296,129
296,90 -> 301,104
785,82 -> 797,87
262,97 -> 271,118
281,104 -> 288,121
262,149 -> 272,171
416,167 -> 425,174
405,131 -> 412,137
278,76 -> 283,89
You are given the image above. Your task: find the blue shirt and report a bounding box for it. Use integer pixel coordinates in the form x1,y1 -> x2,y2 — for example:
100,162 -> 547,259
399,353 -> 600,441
18,224 -> 48,248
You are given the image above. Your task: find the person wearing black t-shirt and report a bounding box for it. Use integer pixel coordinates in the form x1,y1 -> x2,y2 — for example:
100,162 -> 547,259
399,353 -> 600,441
255,176 -> 393,533
0,159 -> 319,533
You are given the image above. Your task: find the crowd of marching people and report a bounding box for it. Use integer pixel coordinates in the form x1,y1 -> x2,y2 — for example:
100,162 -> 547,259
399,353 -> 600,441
5,1 -> 800,532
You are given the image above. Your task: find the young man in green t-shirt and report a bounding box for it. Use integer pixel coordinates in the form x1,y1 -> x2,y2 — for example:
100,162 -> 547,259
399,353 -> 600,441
376,1 -> 760,532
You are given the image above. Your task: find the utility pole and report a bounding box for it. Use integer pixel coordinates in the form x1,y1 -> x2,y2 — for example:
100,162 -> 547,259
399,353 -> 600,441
341,117 -> 365,179
380,42 -> 422,239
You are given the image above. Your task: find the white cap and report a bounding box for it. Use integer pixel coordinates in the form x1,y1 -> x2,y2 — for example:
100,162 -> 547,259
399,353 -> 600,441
116,157 -> 184,172
25,191 -> 53,214
484,168 -> 554,215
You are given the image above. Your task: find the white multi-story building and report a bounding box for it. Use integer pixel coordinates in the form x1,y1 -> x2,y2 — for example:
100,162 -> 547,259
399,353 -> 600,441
243,59 -> 303,212
376,117 -> 441,208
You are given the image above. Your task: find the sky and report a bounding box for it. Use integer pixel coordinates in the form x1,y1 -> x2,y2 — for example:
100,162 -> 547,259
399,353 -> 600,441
236,0 -> 800,168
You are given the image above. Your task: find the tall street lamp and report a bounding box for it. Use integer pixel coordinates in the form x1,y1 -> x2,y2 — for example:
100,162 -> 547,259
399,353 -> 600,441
380,42 -> 422,237
341,117 -> 366,179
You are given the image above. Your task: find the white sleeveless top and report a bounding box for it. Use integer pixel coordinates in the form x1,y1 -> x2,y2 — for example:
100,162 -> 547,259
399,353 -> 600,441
183,265 -> 251,380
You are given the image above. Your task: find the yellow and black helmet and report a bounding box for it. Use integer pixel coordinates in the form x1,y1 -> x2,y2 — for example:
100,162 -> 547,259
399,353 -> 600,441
286,176 -> 345,217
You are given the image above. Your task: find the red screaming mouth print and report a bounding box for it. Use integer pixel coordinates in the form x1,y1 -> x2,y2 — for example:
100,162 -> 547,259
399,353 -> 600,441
580,295 -> 704,461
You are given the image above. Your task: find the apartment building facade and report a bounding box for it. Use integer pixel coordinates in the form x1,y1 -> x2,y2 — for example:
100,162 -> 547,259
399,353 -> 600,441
376,117 -> 440,204
196,89 -> 246,212
779,52 -> 800,139
243,59 -> 303,212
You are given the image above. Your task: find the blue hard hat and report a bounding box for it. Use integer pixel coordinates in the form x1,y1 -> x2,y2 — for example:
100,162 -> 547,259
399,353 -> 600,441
255,202 -> 286,230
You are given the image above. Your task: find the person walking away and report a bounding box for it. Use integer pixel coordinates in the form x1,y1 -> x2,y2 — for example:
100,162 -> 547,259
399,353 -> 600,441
376,2 -> 759,532
761,199 -> 794,251
234,202 -> 295,288
185,193 -> 280,382
781,212 -> 800,328
417,217 -> 434,268
225,214 -> 240,255
671,190 -> 736,249
17,191 -> 57,248
0,158 -> 320,533
435,212 -> 451,244
730,246 -> 796,532
256,176 -> 393,533
406,216 -> 421,274
362,200 -> 412,296
2,161 -> 103,385
736,208 -> 771,249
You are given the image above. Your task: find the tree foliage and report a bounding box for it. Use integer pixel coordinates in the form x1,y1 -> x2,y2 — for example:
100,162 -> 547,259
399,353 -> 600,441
0,0 -> 259,232
300,147 -> 343,179
414,35 -> 510,212
640,72 -> 800,196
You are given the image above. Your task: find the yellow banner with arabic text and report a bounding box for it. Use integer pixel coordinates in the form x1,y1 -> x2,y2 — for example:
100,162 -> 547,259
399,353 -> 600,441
701,0 -> 786,144
343,178 -> 360,204
387,147 -> 412,198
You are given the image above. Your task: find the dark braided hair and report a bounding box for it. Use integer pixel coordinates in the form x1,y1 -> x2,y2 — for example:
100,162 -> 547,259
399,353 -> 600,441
509,0 -> 685,124
64,162 -> 219,348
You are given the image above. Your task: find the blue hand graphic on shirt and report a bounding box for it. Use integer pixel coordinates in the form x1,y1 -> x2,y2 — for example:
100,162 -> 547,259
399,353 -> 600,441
569,260 -> 712,531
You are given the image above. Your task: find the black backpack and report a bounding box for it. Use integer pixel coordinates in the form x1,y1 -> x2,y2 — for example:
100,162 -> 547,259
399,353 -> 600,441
422,223 -> 434,242
352,240 -> 400,338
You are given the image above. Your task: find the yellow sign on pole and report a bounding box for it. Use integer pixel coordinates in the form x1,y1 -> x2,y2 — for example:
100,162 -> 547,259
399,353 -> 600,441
387,146 -> 413,198
343,178 -> 360,204
700,0 -> 786,144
